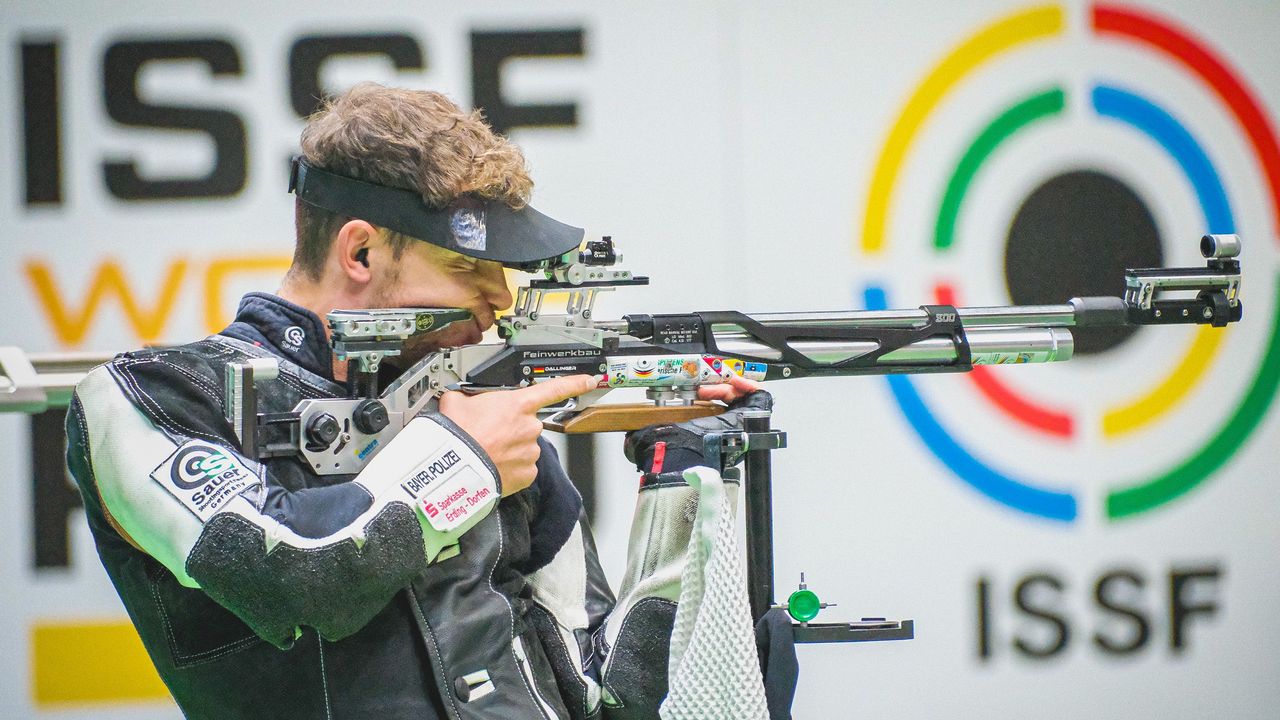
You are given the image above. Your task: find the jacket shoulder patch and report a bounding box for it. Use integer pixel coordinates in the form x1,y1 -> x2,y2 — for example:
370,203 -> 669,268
152,441 -> 260,522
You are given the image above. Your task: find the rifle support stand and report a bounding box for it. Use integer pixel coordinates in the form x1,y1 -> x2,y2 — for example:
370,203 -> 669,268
704,410 -> 914,645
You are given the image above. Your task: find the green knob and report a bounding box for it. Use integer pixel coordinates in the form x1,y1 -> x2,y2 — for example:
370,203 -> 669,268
786,588 -> 822,623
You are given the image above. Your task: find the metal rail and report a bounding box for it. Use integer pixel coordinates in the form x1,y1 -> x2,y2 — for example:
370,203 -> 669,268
0,348 -> 115,413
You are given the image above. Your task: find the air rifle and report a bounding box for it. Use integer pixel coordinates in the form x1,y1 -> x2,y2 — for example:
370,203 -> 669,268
0,233 -> 1244,431
223,233 -> 1242,474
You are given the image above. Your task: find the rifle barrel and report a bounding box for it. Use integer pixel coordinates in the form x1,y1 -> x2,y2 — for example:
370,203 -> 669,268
744,303 -> 1081,329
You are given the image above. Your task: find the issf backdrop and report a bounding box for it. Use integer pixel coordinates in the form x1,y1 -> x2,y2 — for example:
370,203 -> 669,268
0,1 -> 1276,718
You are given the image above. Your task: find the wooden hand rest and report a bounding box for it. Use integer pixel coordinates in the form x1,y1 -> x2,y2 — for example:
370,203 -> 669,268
542,401 -> 726,434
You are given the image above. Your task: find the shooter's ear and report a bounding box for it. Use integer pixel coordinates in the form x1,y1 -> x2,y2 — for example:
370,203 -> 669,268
335,219 -> 377,284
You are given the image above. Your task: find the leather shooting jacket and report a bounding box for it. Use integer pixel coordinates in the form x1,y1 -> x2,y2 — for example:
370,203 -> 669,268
65,293 -> 616,720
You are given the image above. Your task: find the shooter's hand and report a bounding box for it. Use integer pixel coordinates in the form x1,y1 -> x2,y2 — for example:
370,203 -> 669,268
696,372 -> 761,404
439,374 -> 598,497
625,380 -> 773,476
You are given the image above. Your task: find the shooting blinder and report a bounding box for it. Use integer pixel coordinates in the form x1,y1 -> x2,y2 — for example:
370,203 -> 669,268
288,157 -> 584,265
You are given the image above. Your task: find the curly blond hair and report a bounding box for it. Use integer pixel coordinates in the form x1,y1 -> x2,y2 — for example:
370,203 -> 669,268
291,82 -> 533,280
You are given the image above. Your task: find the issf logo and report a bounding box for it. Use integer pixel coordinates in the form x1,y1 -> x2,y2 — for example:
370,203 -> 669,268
857,3 -> 1279,523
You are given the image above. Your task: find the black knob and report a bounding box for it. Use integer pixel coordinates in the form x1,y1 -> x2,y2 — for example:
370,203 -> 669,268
305,413 -> 341,449
352,399 -> 389,435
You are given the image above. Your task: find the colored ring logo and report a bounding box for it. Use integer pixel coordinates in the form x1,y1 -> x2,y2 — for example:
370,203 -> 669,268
858,4 -> 1280,522
171,444 -> 236,490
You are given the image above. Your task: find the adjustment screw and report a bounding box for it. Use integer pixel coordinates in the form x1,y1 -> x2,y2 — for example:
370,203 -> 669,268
1155,309 -> 1163,318
305,413 -> 341,448
352,399 -> 389,435
582,309 -> 592,319
599,363 -> 607,373
523,366 -> 532,376
783,367 -> 792,377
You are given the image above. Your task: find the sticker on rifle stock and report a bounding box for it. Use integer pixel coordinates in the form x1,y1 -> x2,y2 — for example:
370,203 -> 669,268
400,447 -> 496,532
606,355 -> 770,386
152,441 -> 260,521
721,358 -> 768,381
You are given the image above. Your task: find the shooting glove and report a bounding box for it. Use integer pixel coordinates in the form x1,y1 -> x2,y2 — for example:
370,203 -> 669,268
623,390 -> 773,481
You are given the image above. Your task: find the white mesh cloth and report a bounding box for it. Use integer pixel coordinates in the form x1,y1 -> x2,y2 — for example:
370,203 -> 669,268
659,467 -> 769,720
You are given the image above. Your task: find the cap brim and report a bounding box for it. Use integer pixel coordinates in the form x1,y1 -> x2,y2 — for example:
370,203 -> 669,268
290,158 -> 584,265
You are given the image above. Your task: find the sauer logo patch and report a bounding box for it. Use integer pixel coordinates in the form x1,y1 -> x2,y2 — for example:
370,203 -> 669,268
153,441 -> 259,521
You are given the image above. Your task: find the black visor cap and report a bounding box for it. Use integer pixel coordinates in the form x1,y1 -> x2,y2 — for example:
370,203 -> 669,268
289,157 -> 584,265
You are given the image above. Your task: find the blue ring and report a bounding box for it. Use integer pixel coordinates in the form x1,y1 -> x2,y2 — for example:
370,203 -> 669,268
1092,84 -> 1235,233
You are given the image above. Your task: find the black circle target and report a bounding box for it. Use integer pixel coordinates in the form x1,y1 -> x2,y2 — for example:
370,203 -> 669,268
1004,170 -> 1163,354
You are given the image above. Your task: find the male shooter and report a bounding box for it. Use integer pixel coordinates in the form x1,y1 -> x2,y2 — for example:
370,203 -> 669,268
66,83 -> 766,719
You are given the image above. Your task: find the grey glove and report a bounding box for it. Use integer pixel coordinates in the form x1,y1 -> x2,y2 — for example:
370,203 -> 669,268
623,390 -> 773,477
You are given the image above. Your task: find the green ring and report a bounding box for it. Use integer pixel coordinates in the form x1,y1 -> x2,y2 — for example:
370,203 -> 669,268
935,86 -> 1066,251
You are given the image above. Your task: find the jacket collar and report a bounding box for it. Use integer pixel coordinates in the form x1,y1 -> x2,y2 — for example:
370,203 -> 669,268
220,292 -> 334,380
